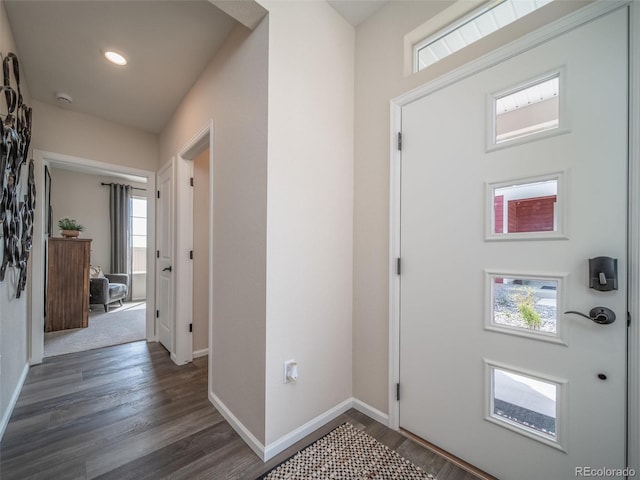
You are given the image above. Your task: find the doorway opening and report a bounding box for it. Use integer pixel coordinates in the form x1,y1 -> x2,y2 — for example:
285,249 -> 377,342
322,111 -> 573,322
170,120 -> 213,366
42,163 -> 149,357
30,150 -> 156,365
191,147 -> 211,359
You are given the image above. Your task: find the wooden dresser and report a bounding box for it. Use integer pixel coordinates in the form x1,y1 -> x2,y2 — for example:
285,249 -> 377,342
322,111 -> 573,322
46,238 -> 92,332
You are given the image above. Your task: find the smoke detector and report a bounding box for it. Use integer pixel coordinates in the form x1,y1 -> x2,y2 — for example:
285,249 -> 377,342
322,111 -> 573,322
56,92 -> 73,105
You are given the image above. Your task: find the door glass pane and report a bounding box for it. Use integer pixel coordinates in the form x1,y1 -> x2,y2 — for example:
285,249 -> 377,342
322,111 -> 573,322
491,366 -> 558,440
492,178 -> 558,235
492,277 -> 557,334
495,75 -> 559,144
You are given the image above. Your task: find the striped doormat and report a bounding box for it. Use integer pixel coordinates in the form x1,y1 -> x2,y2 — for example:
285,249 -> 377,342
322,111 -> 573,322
258,423 -> 436,480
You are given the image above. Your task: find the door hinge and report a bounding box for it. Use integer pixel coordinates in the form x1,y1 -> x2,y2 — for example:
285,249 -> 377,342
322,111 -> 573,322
156,310 -> 160,318
157,190 -> 160,199
628,311 -> 631,327
189,323 -> 193,333
156,250 -> 160,258
190,177 -> 194,187
396,383 -> 400,401
189,250 -> 193,260
396,258 -> 401,275
397,132 -> 402,151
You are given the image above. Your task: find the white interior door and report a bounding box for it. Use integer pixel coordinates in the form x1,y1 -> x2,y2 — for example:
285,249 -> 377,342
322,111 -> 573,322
156,161 -> 174,354
399,8 -> 628,480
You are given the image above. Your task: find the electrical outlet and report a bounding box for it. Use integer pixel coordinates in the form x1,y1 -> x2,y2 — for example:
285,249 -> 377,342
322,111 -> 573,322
283,360 -> 298,383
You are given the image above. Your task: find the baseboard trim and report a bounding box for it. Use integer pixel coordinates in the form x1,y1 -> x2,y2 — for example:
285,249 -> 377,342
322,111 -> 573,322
170,353 -> 189,366
192,348 -> 208,358
208,390 -> 265,459
263,398 -> 353,461
0,362 -> 29,441
352,398 -> 390,426
207,394 -> 391,462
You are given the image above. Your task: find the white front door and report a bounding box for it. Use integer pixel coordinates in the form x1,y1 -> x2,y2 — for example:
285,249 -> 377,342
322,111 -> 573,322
156,161 -> 174,354
399,8 -> 628,480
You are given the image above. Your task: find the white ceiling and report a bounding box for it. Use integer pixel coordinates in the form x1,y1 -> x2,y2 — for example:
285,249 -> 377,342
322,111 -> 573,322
4,0 -> 386,135
328,0 -> 389,26
4,0 -> 237,134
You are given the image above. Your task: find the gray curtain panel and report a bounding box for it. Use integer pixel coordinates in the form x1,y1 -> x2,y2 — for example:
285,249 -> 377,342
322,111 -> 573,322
109,184 -> 131,300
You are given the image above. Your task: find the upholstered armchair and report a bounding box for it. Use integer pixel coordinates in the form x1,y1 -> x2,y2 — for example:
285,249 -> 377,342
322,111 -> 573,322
89,274 -> 129,312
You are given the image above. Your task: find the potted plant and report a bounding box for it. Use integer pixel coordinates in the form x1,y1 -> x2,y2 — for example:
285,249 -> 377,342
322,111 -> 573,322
58,217 -> 84,238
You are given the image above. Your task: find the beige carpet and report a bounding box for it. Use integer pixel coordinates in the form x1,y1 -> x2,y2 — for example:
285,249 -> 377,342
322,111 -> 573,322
44,301 -> 146,357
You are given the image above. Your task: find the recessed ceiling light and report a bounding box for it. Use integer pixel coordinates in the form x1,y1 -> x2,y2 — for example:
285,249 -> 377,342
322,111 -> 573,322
104,51 -> 127,66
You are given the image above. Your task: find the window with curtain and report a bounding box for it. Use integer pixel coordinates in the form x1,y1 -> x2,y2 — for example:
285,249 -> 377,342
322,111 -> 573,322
131,196 -> 147,275
110,183 -> 131,278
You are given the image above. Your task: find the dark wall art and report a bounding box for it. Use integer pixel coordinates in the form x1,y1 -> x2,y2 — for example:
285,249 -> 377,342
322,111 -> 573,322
0,52 -> 34,298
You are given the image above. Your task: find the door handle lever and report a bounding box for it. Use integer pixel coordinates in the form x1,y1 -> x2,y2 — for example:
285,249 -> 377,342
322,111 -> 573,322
564,307 -> 615,325
162,266 -> 172,272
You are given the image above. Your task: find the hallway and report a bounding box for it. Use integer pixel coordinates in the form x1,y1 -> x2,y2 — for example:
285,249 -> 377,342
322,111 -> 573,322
1,341 -> 481,479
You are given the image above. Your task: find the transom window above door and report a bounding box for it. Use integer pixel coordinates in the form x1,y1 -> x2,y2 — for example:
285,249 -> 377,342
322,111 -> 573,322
414,0 -> 554,73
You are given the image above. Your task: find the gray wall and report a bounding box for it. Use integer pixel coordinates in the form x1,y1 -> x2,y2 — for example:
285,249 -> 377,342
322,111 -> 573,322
32,100 -> 157,172
0,0 -> 31,434
159,20 -> 269,443
262,0 -> 354,446
352,0 -> 591,414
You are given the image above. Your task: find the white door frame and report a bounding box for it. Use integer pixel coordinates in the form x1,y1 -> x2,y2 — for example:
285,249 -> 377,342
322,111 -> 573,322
388,0 -> 640,471
173,120 -> 214,366
627,0 -> 640,470
30,149 -> 157,365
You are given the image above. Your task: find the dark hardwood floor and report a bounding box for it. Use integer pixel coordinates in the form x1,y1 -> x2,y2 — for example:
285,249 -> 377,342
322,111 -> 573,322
0,341 -> 485,480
